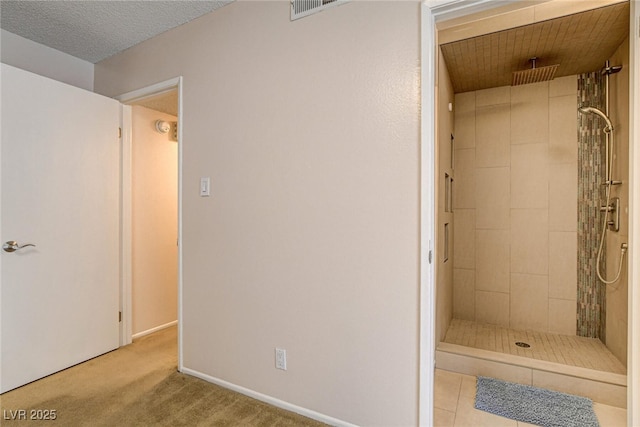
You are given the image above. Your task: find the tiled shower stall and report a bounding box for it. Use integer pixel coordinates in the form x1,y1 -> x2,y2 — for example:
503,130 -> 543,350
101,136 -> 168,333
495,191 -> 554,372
434,1 -> 630,411
452,76 -> 580,336
447,51 -> 629,367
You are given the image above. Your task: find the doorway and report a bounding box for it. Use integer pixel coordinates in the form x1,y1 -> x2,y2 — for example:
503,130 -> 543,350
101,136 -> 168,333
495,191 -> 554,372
129,95 -> 178,339
420,0 -> 640,425
117,77 -> 184,371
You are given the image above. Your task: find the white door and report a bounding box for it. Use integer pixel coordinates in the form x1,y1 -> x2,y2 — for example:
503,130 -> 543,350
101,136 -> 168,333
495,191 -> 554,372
1,64 -> 121,393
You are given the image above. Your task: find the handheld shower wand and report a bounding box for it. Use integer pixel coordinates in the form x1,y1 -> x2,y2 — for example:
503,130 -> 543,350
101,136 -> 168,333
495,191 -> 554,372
578,106 -> 613,132
578,106 -> 616,184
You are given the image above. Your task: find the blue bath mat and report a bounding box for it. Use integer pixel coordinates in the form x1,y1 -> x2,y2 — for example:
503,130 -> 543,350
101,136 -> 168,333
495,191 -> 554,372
475,376 -> 599,427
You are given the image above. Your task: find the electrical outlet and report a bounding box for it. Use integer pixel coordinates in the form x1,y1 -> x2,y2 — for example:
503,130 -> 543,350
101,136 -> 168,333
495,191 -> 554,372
275,348 -> 287,370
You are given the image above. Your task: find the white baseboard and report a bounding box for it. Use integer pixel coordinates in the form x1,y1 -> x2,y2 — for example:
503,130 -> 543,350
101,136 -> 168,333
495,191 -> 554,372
132,320 -> 177,340
180,367 -> 358,427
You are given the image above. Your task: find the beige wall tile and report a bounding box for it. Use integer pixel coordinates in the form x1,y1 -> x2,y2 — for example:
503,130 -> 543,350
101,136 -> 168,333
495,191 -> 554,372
606,308 -> 628,368
455,91 -> 476,113
455,91 -> 476,150
453,393 -> 518,426
549,162 -> 577,232
476,230 -> 510,293
453,209 -> 475,269
446,73 -> 597,341
606,232 -> 629,366
476,86 -> 511,107
437,223 -> 454,342
510,82 -> 549,145
476,167 -> 510,230
511,209 -> 549,274
606,38 -> 629,236
605,37 -> 629,366
459,374 -> 477,398
548,298 -> 576,335
434,369 -> 462,412
532,370 -> 627,408
476,104 -> 511,167
548,231 -> 577,300
435,350 -> 532,386
510,273 -> 549,331
434,408 -> 455,427
592,403 -> 627,427
440,138 -> 453,184
608,182 -> 629,237
549,94 -> 578,164
454,268 -> 476,321
549,75 -> 577,98
439,219 -> 453,264
455,110 -> 476,151
453,148 -> 476,209
476,290 -> 510,326
511,143 -> 549,209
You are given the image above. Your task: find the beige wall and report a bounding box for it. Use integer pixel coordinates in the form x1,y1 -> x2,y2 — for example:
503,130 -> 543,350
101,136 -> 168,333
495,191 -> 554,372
606,36 -> 629,365
1,29 -> 94,91
452,76 -> 578,335
95,2 -> 420,425
131,106 -> 178,336
436,49 -> 455,342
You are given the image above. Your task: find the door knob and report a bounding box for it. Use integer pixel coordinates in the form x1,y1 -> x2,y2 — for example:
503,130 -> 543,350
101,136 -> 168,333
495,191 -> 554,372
3,241 -> 36,253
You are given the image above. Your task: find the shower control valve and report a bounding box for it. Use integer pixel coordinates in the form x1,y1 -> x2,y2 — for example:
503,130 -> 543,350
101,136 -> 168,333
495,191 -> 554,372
601,197 -> 621,232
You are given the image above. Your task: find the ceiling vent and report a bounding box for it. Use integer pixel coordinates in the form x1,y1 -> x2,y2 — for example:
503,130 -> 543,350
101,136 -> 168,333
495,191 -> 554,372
290,0 -> 348,21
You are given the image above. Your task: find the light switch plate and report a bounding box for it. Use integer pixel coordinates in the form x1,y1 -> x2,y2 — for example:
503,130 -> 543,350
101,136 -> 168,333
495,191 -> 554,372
200,177 -> 210,197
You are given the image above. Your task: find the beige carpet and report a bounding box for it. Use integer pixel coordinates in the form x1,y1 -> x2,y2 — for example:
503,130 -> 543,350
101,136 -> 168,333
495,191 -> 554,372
0,326 -> 326,426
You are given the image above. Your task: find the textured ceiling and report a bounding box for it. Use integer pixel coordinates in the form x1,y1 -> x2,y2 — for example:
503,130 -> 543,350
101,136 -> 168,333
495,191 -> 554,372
440,2 -> 629,93
0,1 -> 233,63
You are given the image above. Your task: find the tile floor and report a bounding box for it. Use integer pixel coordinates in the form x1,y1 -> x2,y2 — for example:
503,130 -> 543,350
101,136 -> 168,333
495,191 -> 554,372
444,319 -> 626,374
434,369 -> 627,427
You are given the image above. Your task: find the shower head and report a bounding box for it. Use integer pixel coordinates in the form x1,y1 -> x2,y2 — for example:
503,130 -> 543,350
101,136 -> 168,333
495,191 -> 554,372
578,106 -> 613,132
512,57 -> 559,86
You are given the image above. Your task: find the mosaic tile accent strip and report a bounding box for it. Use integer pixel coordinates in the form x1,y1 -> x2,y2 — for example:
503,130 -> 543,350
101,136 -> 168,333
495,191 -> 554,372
577,72 -> 606,339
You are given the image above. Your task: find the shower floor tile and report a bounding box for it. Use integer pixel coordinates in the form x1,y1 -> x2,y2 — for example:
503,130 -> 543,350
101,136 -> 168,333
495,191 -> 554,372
443,319 -> 626,375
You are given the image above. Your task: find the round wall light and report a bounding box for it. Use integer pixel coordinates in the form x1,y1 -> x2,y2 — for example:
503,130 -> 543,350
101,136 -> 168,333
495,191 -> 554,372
155,120 -> 171,134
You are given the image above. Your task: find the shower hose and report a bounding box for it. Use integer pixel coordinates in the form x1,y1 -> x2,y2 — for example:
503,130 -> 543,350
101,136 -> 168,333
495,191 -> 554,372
596,128 -> 627,285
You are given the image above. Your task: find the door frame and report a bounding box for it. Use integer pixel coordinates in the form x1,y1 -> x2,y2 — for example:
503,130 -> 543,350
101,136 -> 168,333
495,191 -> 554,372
420,0 -> 639,425
116,77 -> 184,371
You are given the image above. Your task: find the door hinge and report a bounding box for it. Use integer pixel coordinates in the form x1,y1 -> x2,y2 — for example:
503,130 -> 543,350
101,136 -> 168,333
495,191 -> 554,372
119,311 -> 122,322
118,127 -> 122,138
428,250 -> 433,264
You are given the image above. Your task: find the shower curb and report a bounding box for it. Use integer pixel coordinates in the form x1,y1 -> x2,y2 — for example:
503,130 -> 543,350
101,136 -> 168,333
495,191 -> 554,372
436,342 -> 627,408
